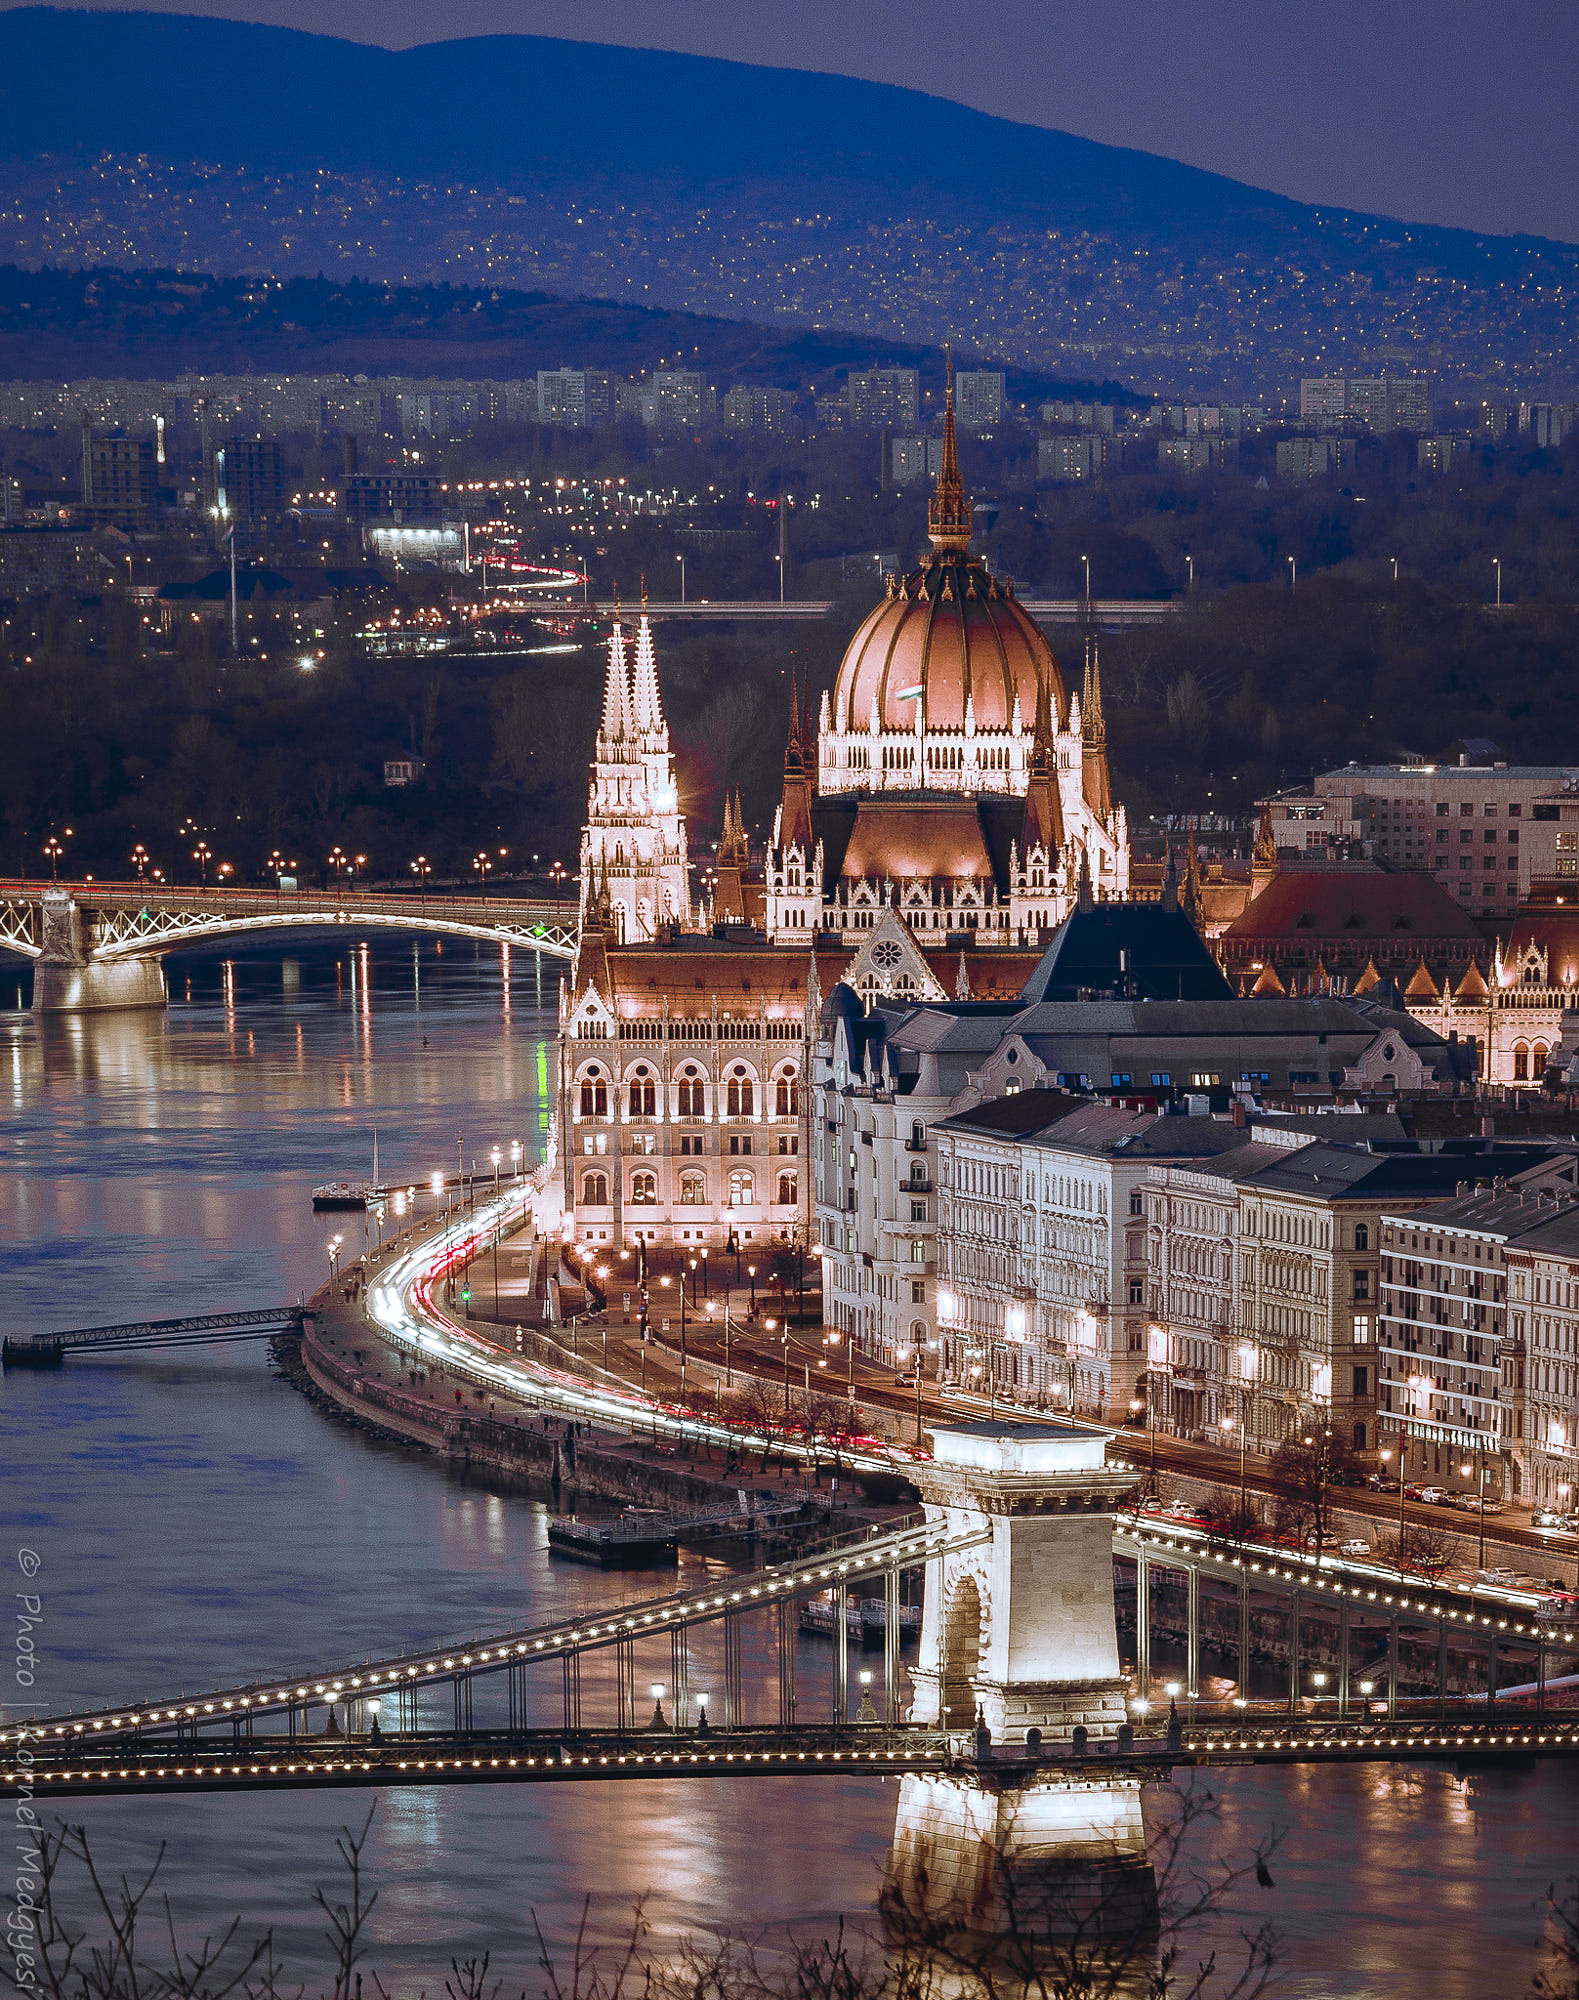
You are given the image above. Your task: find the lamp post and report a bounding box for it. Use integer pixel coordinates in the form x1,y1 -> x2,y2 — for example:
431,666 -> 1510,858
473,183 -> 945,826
43,836 -> 64,881
1493,556 -> 1503,609
1287,555 -> 1297,593
748,1262 -> 757,1313
1380,1441 -> 1407,1577
490,1147 -> 502,1315
131,843 -> 149,880
676,552 -> 686,604
550,860 -> 566,917
193,840 -> 212,886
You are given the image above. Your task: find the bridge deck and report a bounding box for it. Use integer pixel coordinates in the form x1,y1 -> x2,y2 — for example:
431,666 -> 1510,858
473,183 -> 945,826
11,1713 -> 1579,1799
3,1305 -> 301,1357
1,1517 -> 985,1747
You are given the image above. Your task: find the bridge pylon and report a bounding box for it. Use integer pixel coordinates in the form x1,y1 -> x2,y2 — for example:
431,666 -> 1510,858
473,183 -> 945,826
34,889 -> 165,1012
908,1420 -> 1136,1745
885,1421 -> 1159,1956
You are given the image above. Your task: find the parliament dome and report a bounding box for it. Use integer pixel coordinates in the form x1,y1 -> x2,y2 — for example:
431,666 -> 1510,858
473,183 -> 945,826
831,386 -> 1065,736
833,553 -> 1065,735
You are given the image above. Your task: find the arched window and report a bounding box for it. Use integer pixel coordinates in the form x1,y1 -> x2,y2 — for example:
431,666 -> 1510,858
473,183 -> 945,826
1354,1223 -> 1369,1252
630,1171 -> 658,1205
727,1068 -> 755,1117
1352,1421 -> 1368,1452
629,1066 -> 655,1117
1514,1043 -> 1530,1081
680,1171 -> 707,1206
729,1168 -> 755,1206
581,1171 -> 609,1206
775,1074 -> 799,1118
776,1172 -> 798,1206
579,1068 -> 607,1118
677,1065 -> 704,1118
1534,1043 -> 1549,1075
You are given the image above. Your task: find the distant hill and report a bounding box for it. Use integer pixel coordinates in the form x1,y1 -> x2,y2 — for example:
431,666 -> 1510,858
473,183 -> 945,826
0,8 -> 1574,388
0,263 -> 1130,392
0,8 -> 1306,240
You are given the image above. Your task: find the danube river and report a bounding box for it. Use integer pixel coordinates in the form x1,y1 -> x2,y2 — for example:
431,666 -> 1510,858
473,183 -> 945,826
3,935 -> 1577,1998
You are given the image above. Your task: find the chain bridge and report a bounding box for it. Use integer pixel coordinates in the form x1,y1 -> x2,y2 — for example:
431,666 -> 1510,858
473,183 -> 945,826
0,879 -> 578,1011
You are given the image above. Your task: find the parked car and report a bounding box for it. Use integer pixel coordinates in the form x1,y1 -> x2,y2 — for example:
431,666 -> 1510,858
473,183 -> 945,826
1534,1510 -> 1576,1531
1415,1486 -> 1449,1504
1479,1499 -> 1506,1516
1340,1539 -> 1372,1557
1476,1567 -> 1518,1586
1453,1493 -> 1483,1513
1367,1473 -> 1401,1493
1304,1532 -> 1341,1551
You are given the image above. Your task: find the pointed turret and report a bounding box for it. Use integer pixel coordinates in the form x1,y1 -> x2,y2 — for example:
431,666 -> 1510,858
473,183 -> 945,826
927,349 -> 971,555
1251,962 -> 1285,997
1021,668 -> 1065,859
1251,799 -> 1279,902
631,611 -> 666,738
1077,847 -> 1095,913
955,949 -> 971,1001
599,617 -> 631,747
1160,842 -> 1179,913
778,672 -> 817,853
1181,827 -> 1205,932
1081,638 -> 1114,821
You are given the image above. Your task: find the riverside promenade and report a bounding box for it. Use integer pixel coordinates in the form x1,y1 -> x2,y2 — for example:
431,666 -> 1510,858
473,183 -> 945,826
292,1176 -> 919,1529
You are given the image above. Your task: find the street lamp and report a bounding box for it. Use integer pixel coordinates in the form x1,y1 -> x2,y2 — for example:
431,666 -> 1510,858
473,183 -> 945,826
473,852 -> 494,887
748,1263 -> 757,1312
550,861 -> 567,916
42,836 -> 65,881
410,855 -> 432,895
193,841 -> 212,885
131,843 -> 149,880
676,552 -> 686,604
1287,555 -> 1297,593
648,1681 -> 667,1730
1493,556 -> 1503,609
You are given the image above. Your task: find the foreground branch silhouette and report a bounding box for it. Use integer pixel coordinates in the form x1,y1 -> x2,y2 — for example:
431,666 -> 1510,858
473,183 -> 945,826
15,1791 -> 1280,2000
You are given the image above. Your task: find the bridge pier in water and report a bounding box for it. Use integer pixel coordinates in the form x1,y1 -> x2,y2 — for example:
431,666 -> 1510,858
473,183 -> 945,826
888,1421 -> 1160,1951
33,953 -> 166,1013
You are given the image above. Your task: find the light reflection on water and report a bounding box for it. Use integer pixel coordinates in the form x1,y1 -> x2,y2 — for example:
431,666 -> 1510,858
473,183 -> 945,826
2,936 -> 1577,1997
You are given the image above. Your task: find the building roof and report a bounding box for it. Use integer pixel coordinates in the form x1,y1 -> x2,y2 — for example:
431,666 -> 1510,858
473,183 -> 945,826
1381,1182 -> 1579,1243
833,555 -> 1063,735
1219,864 -> 1483,949
1018,902 -> 1233,1004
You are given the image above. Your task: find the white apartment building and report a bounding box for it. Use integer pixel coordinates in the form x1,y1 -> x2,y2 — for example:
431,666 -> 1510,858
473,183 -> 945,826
1379,1182 -> 1579,1506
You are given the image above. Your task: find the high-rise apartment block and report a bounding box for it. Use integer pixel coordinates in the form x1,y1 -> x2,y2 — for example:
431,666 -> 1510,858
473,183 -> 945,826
848,368 -> 920,432
536,368 -> 615,428
1277,437 -> 1357,482
721,386 -> 801,437
1417,436 -> 1471,475
210,438 -> 285,526
651,370 -> 711,433
79,419 -> 156,526
1039,435 -> 1107,483
954,370 -> 1005,429
1519,403 -> 1576,448
1300,374 -> 1432,432
1040,400 -> 1116,433
1157,436 -> 1235,473
890,435 -> 943,485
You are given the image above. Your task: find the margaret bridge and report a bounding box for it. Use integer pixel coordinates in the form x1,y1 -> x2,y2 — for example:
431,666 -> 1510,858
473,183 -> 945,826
0,879 -> 579,1011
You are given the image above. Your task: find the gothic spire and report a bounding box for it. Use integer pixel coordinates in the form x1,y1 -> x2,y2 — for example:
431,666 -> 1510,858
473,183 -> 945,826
1022,666 -> 1065,858
599,616 -> 631,746
927,347 -> 971,556
1181,826 -> 1205,932
1081,637 -> 1114,821
631,610 -> 666,737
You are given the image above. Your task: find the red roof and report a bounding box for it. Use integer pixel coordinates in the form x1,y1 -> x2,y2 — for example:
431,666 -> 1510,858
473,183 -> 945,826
1221,867 -> 1482,949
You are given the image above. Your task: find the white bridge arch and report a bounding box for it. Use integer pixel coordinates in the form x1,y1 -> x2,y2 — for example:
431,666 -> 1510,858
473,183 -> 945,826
0,880 -> 578,1010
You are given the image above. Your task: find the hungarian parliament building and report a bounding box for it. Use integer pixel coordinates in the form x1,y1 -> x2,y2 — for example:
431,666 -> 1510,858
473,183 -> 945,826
549,400 -> 1126,1277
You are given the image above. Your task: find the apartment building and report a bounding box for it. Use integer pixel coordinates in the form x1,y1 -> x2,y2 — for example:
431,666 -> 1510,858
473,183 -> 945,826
1379,1179 -> 1579,1506
1264,760 -> 1579,914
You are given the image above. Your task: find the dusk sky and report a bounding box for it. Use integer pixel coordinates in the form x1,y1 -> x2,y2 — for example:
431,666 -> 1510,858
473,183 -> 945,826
15,0 -> 1576,242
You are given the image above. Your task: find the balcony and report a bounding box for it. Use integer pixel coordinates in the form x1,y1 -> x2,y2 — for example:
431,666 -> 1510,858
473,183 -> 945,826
904,1173 -> 934,1193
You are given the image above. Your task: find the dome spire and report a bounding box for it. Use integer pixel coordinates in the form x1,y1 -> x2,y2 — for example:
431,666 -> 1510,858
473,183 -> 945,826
927,346 -> 971,556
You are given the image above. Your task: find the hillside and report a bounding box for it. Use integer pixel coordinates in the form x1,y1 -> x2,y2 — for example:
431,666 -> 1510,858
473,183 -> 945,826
0,9 -> 1574,389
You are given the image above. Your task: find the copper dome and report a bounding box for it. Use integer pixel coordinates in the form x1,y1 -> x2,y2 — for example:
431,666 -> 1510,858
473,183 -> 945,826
833,554 -> 1065,735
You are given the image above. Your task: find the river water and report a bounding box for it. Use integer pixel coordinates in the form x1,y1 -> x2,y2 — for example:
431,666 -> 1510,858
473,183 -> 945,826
4,935 -> 1577,1999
